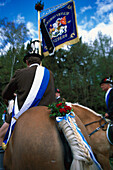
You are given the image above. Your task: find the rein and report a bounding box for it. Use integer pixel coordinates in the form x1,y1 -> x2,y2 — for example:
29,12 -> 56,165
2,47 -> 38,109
85,117 -> 108,137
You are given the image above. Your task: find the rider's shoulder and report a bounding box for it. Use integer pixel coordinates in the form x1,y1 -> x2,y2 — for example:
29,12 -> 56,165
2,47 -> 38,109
14,67 -> 31,75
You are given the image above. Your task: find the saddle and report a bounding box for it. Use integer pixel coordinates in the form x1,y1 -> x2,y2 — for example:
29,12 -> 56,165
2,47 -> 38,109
107,122 -> 113,145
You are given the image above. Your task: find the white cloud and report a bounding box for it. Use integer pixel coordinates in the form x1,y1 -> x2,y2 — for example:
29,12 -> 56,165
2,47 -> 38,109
80,5 -> 92,14
96,0 -> 113,16
80,17 -> 94,30
15,14 -> 25,24
0,42 -> 11,55
26,22 -> 38,39
78,12 -> 113,45
109,12 -> 113,23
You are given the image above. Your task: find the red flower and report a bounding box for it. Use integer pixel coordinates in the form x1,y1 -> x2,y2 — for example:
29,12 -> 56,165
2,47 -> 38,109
56,103 -> 62,107
59,108 -> 67,113
48,102 -> 72,118
64,105 -> 71,111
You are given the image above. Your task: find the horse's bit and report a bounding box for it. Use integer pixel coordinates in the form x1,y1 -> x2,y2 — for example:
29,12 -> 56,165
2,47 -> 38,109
85,117 -> 108,137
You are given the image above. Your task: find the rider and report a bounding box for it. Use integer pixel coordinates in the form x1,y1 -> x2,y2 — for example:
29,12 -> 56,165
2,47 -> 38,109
55,88 -> 62,103
0,41 -> 56,140
100,76 -> 113,120
55,88 -> 66,103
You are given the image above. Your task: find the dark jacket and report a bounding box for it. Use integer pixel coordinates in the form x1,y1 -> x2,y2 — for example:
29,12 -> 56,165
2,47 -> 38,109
2,65 -> 56,110
106,88 -> 113,120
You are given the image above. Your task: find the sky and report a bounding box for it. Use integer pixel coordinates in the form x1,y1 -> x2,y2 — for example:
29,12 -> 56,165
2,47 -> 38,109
0,0 -> 113,45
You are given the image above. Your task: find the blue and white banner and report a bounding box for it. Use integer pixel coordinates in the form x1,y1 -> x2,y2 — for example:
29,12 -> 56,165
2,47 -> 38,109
41,0 -> 79,56
2,65 -> 50,150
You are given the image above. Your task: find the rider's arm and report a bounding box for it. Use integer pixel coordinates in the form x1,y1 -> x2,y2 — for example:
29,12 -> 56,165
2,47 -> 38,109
2,71 -> 18,100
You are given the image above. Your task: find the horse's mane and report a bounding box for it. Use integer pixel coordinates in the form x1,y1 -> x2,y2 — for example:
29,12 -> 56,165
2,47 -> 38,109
66,102 -> 102,118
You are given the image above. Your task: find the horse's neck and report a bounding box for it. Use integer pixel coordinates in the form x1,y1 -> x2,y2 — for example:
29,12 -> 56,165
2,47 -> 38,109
72,104 -> 101,124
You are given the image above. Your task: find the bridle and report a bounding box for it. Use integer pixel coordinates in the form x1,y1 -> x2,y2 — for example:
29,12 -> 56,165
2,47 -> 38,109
85,117 -> 108,137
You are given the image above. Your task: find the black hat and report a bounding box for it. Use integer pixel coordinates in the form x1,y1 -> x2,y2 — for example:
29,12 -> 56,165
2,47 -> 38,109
23,40 -> 43,63
100,76 -> 113,85
23,52 -> 43,63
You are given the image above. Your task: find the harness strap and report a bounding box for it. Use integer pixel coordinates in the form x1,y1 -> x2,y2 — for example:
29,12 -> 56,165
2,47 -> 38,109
89,122 -> 108,137
85,120 -> 101,127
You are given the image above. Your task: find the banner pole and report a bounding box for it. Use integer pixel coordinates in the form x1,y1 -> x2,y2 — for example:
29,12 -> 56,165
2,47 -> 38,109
38,10 -> 41,55
35,1 -> 44,56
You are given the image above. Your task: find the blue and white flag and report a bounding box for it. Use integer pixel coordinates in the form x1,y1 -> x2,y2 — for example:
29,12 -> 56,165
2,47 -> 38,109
2,65 -> 50,150
41,0 -> 79,56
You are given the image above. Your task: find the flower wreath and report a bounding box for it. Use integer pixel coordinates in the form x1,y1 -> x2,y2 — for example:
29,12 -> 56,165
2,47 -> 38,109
48,102 -> 73,117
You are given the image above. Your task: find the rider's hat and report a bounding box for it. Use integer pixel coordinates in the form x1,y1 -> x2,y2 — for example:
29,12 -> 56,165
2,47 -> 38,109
23,53 -> 43,63
100,76 -> 113,85
23,40 -> 43,63
55,88 -> 60,93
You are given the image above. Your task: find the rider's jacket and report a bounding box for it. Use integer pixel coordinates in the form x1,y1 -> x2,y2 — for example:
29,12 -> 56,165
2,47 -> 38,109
105,88 -> 113,120
2,65 -> 56,110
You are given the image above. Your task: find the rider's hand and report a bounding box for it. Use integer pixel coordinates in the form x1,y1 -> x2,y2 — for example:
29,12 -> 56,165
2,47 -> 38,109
105,113 -> 109,118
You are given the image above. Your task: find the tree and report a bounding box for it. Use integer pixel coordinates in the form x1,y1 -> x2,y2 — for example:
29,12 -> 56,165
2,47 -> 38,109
0,18 -> 30,79
43,33 -> 113,114
0,18 -> 30,125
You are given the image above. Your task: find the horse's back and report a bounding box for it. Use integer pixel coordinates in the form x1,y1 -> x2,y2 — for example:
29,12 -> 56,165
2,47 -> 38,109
4,106 -> 64,170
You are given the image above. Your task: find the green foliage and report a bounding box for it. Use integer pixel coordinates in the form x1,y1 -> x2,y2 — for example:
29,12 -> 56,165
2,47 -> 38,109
0,101 -> 7,127
43,33 -> 113,115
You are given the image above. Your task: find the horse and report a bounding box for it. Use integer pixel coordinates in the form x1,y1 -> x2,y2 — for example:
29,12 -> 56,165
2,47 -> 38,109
3,106 -> 97,170
69,102 -> 113,170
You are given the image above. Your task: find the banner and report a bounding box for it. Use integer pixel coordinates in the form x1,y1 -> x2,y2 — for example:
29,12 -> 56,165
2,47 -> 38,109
41,19 -> 55,55
41,0 -> 79,56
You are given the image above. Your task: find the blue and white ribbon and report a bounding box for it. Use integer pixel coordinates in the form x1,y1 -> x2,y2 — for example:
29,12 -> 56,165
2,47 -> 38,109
56,111 -> 75,122
3,65 -> 50,149
56,112 -> 102,170
105,88 -> 112,109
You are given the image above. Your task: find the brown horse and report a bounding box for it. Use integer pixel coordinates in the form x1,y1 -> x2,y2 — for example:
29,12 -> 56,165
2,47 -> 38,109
70,102 -> 113,170
3,106 -> 96,170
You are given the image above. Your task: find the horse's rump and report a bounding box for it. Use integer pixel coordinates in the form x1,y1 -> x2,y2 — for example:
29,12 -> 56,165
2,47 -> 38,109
3,105 -> 96,170
4,106 -> 65,170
